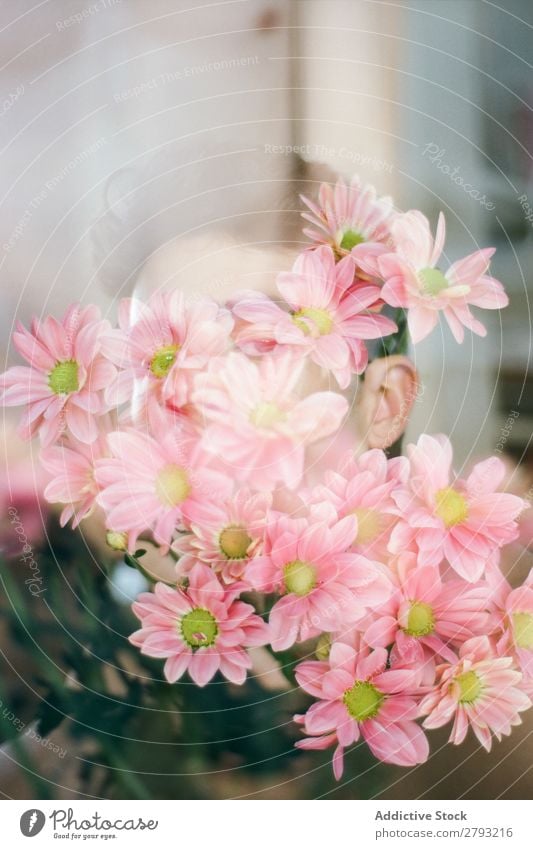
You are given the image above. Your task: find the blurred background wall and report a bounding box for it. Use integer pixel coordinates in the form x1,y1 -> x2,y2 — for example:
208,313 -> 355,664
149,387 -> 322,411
1,0 -> 531,464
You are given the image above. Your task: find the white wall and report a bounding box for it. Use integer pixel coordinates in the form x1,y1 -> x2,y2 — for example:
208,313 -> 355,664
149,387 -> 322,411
0,0 -> 294,336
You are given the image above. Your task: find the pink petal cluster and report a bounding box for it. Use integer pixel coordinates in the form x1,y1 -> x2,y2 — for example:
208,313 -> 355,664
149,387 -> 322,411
2,172 -> 529,781
299,181 -> 507,346
95,419 -> 232,552
295,640 -> 429,777
300,176 -> 394,274
233,246 -> 397,387
173,487 -> 271,583
246,512 -> 391,649
389,434 -> 524,582
362,562 -> 491,665
420,636 -> 530,751
1,304 -> 115,446
379,211 -> 508,343
305,447 -> 406,561
41,429 -> 109,529
130,563 -> 268,686
193,351 -> 348,488
490,567 -> 533,691
102,291 -> 233,415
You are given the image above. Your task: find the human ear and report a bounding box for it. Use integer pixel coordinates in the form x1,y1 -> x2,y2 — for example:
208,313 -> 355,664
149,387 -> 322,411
357,355 -> 419,449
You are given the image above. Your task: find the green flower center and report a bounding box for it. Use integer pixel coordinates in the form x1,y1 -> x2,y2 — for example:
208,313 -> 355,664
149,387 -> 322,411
250,401 -> 286,429
353,508 -> 381,544
315,632 -> 331,660
343,680 -> 384,721
512,612 -> 533,649
150,344 -> 179,378
106,531 -> 128,551
434,487 -> 468,527
292,306 -> 333,336
219,525 -> 252,560
340,229 -> 365,251
180,607 -> 218,648
48,360 -> 79,395
283,559 -> 317,596
419,267 -> 449,296
155,464 -> 190,507
456,670 -> 482,703
405,601 -> 435,637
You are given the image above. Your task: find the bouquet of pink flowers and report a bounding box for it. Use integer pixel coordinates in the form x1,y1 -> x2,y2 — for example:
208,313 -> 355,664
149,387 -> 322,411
2,175 -> 531,780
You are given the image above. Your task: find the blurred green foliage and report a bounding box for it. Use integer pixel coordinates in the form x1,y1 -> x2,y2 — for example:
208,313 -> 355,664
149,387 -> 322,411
0,518 -> 386,799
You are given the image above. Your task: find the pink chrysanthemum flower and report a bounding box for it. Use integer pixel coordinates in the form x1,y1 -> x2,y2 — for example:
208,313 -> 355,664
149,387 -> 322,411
193,351 -> 348,490
173,488 -> 271,584
363,564 -> 491,665
389,435 -> 524,582
232,246 -> 397,388
379,210 -> 508,343
95,421 -> 232,552
300,177 -> 394,274
306,448 -> 406,561
294,641 -> 429,777
129,563 -> 268,686
102,292 -> 233,414
41,430 -> 109,529
246,513 -> 392,649
1,304 -> 115,446
420,636 -> 531,751
490,567 -> 533,689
